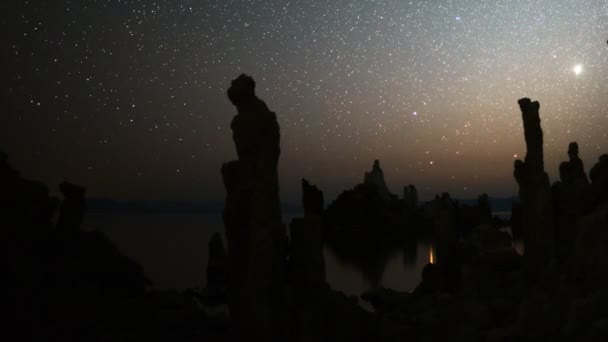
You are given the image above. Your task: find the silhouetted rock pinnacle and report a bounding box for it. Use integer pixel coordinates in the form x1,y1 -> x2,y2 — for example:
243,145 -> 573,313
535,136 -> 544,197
302,178 -> 324,217
364,160 -> 392,203
222,74 -> 287,341
513,98 -> 554,282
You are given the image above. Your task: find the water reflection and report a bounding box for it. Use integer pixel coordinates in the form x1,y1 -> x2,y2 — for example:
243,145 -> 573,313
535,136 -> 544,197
88,211 -> 522,312
402,238 -> 418,267
324,241 -> 432,296
326,246 -> 398,288
87,213 -> 445,299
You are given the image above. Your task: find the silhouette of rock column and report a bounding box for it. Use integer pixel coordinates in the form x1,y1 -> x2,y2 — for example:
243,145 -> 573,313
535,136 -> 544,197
221,74 -> 287,340
513,98 -> 554,282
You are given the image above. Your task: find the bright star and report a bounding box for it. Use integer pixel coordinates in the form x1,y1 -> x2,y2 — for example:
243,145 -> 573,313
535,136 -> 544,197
573,64 -> 583,76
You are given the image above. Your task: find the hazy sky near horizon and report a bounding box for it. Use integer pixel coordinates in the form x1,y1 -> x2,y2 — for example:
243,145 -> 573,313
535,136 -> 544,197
1,0 -> 607,204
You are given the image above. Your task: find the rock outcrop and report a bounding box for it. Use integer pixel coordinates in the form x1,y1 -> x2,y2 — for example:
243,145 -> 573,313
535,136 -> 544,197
222,74 -> 287,340
364,160 -> 393,203
301,178 -> 324,217
324,160 -> 405,232
513,98 -> 554,283
324,160 -> 427,288
201,232 -> 227,306
1,151 -> 58,232
56,181 -> 86,233
2,153 -> 149,340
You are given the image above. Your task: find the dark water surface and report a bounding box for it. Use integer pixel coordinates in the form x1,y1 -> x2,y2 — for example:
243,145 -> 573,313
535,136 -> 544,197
85,213 -> 432,296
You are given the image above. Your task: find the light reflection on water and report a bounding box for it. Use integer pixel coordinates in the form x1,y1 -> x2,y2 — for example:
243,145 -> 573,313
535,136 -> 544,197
85,213 -> 431,296
86,212 -> 515,297
324,242 -> 432,296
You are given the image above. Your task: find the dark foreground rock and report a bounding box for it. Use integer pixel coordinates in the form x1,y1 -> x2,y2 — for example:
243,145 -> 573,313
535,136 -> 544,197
1,153 -> 152,341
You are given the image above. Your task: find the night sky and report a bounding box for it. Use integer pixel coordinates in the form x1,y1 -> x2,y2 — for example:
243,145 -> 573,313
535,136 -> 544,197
2,0 -> 607,204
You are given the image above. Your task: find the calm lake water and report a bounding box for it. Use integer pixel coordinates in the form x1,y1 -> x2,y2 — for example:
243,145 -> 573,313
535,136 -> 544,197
84,213 -> 432,297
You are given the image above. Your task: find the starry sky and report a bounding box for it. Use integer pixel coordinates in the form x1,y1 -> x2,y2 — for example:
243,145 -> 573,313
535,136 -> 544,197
1,0 -> 607,204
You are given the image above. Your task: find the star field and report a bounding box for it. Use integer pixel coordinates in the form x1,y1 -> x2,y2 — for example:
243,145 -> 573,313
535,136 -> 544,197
1,0 -> 607,203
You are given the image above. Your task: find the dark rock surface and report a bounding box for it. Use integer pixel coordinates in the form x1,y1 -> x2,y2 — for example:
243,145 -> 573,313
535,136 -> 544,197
403,184 -> 418,210
429,193 -> 458,263
1,152 -> 152,341
590,154 -> 608,205
566,204 -> 608,296
201,232 -> 227,307
287,217 -> 327,341
56,181 -> 86,232
301,178 -> 324,217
